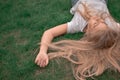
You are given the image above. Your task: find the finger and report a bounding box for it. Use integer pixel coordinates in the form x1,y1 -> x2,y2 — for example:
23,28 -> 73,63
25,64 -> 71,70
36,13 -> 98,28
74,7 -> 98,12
35,56 -> 40,64
39,59 -> 44,67
37,58 -> 42,66
35,58 -> 38,64
42,59 -> 49,67
44,60 -> 48,67
41,59 -> 46,67
37,60 -> 41,66
43,59 -> 48,67
46,58 -> 49,65
40,61 -> 45,67
35,57 -> 42,66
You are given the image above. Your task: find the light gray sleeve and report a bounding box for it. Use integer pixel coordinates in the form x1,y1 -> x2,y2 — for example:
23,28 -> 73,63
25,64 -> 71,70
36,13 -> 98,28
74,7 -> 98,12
67,12 -> 87,33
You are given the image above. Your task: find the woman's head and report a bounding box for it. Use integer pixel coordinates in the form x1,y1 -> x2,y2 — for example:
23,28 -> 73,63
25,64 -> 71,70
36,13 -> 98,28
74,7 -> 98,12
82,15 -> 120,49
79,2 -> 119,33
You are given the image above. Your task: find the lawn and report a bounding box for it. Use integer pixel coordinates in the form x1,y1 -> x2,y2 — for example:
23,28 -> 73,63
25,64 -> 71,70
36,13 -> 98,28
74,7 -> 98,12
0,0 -> 120,80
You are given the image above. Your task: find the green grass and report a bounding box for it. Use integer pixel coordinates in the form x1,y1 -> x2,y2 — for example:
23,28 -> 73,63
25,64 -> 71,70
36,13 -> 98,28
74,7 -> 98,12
0,0 -> 120,80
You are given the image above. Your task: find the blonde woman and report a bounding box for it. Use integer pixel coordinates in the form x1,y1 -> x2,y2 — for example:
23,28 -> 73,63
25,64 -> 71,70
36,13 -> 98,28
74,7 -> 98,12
35,0 -> 120,80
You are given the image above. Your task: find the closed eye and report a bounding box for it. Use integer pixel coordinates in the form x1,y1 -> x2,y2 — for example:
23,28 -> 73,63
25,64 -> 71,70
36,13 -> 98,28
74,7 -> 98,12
93,22 -> 99,28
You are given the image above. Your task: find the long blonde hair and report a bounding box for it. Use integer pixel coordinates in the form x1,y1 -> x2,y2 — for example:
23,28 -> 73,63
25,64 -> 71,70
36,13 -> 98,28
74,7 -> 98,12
46,2 -> 120,80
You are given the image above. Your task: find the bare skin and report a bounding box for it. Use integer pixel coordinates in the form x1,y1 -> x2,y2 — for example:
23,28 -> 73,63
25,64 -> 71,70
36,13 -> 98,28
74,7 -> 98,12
35,17 -> 108,67
88,17 -> 108,31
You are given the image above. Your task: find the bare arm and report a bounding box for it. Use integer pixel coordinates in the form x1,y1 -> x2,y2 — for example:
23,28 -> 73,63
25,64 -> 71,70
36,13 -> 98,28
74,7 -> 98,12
35,23 -> 68,67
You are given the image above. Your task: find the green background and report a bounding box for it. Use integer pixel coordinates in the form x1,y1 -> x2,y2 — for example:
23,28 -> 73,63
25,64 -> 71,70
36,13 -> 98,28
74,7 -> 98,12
0,0 -> 120,80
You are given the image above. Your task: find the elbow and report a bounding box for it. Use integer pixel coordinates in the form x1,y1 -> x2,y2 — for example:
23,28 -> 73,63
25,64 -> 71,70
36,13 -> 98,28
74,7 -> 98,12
43,29 -> 55,38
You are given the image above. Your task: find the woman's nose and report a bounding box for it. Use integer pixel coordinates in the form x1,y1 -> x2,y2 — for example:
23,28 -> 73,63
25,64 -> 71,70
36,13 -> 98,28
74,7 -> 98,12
99,19 -> 104,23
93,20 -> 97,24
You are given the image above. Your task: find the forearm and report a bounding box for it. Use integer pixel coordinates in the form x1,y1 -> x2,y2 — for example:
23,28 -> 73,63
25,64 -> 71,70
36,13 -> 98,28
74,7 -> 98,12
39,23 -> 68,54
40,30 -> 54,54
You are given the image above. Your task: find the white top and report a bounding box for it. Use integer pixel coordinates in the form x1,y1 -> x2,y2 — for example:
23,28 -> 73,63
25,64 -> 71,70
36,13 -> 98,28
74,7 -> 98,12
67,0 -> 118,33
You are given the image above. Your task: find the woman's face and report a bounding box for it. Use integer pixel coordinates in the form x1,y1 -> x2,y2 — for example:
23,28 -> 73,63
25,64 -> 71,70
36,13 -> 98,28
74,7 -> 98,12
86,16 -> 108,32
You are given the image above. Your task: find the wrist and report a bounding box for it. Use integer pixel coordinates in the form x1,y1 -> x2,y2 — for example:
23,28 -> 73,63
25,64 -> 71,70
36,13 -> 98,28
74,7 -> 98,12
38,50 -> 47,54
39,45 -> 48,54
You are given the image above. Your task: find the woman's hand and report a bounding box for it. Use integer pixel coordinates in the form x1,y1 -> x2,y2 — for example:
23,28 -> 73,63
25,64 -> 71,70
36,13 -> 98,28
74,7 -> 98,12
35,52 -> 49,67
